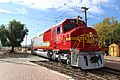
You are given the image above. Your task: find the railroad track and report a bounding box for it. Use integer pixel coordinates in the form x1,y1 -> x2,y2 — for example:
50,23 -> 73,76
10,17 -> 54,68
88,67 -> 120,80
31,60 -> 120,80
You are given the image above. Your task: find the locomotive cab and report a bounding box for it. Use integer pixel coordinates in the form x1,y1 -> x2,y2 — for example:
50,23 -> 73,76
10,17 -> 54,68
54,18 -> 87,50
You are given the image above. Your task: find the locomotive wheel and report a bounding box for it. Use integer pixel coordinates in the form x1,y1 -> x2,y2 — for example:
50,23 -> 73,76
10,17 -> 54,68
66,58 -> 71,65
66,54 -> 71,65
58,54 -> 62,63
47,51 -> 53,60
51,52 -> 58,61
31,50 -> 36,55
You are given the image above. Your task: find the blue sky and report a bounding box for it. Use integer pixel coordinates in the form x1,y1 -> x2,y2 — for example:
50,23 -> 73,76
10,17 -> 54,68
0,0 -> 120,45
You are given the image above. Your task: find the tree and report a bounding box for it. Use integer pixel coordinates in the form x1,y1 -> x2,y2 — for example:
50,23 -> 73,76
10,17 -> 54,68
93,17 -> 119,46
0,19 -> 28,53
0,24 -> 7,46
112,23 -> 120,45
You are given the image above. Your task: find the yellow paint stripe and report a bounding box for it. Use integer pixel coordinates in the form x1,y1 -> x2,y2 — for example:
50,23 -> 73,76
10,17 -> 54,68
65,34 -> 95,43
33,46 -> 49,49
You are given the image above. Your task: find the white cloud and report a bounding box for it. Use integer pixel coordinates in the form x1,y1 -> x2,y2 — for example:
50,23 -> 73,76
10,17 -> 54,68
79,0 -> 109,14
0,7 -> 27,15
108,5 -> 119,11
0,0 -> 10,3
16,7 -> 27,15
0,8 -> 12,13
91,0 -> 108,5
0,0 -> 111,14
88,6 -> 104,14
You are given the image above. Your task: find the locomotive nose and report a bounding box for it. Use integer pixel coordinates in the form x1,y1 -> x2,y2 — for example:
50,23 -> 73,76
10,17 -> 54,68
69,27 -> 100,51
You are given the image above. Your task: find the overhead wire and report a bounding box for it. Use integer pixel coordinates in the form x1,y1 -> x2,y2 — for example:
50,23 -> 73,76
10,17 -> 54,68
52,0 -> 84,21
54,1 -> 83,21
57,0 -> 91,21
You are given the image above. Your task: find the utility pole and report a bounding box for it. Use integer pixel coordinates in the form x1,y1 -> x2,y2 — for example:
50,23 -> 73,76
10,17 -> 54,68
81,7 -> 89,25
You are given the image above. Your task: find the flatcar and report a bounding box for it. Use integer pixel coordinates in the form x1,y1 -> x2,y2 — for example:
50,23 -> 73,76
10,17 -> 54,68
31,17 -> 104,69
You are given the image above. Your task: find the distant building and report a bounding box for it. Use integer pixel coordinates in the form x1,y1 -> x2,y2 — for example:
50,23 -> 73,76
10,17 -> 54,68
109,43 -> 120,57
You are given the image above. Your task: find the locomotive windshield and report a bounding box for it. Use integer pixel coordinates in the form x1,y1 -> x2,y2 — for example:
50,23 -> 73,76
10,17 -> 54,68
64,24 -> 76,32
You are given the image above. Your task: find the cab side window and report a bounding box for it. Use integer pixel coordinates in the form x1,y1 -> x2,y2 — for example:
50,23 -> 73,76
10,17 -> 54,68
57,26 -> 62,34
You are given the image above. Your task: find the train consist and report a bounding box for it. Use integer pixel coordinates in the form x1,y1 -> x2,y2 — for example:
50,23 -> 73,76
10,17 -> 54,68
31,17 -> 104,69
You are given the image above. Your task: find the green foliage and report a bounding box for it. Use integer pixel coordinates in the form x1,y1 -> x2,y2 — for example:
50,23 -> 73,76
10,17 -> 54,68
112,23 -> 120,45
0,24 -> 7,46
0,19 -> 28,52
93,17 -> 120,46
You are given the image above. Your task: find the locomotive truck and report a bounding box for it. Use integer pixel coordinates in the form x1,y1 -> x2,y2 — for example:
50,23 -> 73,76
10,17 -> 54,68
31,17 -> 104,69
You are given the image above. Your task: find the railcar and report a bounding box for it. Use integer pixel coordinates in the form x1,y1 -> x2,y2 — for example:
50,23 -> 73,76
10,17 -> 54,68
31,17 -> 104,69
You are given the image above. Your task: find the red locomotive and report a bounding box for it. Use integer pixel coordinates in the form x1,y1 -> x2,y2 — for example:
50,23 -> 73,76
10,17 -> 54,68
31,17 -> 104,69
